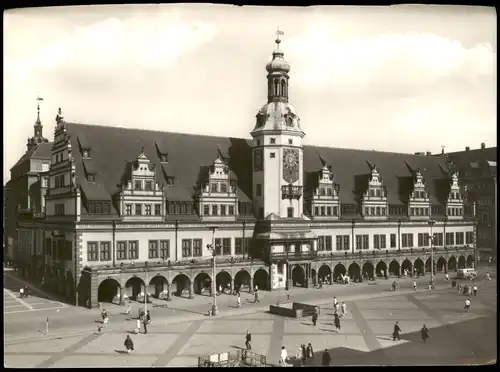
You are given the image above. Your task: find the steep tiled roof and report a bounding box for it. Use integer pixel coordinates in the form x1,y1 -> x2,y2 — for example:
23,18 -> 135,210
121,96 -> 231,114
11,143 -> 52,170
445,147 -> 497,180
66,123 -> 453,210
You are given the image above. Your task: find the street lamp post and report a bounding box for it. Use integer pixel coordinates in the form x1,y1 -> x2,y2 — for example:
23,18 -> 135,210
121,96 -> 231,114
207,226 -> 219,316
428,219 -> 436,286
144,264 -> 148,316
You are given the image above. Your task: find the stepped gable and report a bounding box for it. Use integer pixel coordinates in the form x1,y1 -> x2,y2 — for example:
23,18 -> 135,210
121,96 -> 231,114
66,123 -> 453,209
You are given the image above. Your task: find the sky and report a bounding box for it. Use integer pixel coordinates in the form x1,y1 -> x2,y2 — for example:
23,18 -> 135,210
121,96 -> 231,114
3,4 -> 497,182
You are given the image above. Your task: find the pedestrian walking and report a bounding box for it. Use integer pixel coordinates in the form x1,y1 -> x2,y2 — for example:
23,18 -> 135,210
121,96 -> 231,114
245,330 -> 252,350
458,283 -> 462,294
467,285 -> 472,296
301,344 -> 307,365
296,345 -> 303,366
341,302 -> 347,317
279,346 -> 288,367
334,313 -> 341,332
312,308 -> 318,326
124,335 -> 134,353
101,309 -> 109,328
322,349 -> 332,366
306,343 -> 314,360
125,302 -> 132,316
254,290 -> 260,303
19,287 -> 24,298
24,286 -> 29,298
135,319 -> 141,334
237,292 -> 241,308
138,307 -> 144,320
473,285 -> 478,296
146,310 -> 151,324
486,272 -> 491,281
412,280 -> 417,291
445,273 -> 449,282
392,321 -> 401,341
464,298 -> 471,312
143,317 -> 148,334
421,325 -> 429,343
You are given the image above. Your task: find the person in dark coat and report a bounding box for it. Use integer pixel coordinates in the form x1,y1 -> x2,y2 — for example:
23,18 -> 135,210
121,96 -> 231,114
124,335 -> 134,353
322,349 -> 332,366
301,344 -> 307,365
421,325 -> 429,343
306,343 -> 314,359
143,317 -> 148,334
245,330 -> 252,350
393,321 -> 401,341
312,309 -> 318,326
334,313 -> 341,332
146,310 -> 151,324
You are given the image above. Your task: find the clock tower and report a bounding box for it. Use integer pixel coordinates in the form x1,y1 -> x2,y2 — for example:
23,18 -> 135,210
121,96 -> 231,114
251,31 -> 305,219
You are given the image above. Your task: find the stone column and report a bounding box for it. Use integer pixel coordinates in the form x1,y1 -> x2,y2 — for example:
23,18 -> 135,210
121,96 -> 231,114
306,264 -> 313,288
231,278 -> 235,293
189,280 -> 194,299
119,287 -> 125,305
372,267 -> 376,280
399,265 -> 403,278
444,261 -> 448,274
249,276 -> 254,293
286,264 -> 293,290
313,269 -> 318,286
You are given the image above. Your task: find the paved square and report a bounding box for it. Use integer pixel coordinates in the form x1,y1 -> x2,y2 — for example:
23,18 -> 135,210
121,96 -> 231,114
4,280 -> 496,367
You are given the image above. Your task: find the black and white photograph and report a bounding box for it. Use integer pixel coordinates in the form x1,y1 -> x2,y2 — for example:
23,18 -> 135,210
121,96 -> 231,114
3,4 -> 496,367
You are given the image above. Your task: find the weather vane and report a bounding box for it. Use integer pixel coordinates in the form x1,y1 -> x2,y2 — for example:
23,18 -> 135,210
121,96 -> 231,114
275,27 -> 284,46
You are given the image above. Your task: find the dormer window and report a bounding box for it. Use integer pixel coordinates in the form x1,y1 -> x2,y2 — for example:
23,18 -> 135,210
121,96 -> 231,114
221,183 -> 227,193
135,181 -> 142,190
88,173 -> 96,182
211,183 -> 218,193
145,181 -> 153,191
82,150 -> 90,158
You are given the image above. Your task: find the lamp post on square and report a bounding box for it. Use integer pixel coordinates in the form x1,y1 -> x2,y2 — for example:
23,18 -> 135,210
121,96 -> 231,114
428,219 -> 436,287
207,226 -> 219,316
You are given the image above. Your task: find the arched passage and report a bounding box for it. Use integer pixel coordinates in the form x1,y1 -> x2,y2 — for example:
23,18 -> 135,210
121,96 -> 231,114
98,278 -> 120,303
333,264 -> 346,282
436,257 -> 447,273
216,271 -> 232,292
458,256 -> 466,269
234,270 -> 251,292
125,277 -> 145,300
375,261 -> 388,278
425,257 -> 432,274
414,258 -> 424,276
467,255 -> 474,268
172,274 -> 190,298
348,263 -> 361,282
193,273 -> 211,295
253,269 -> 269,290
292,265 -> 306,287
318,264 -> 331,283
448,256 -> 457,272
401,259 -> 412,276
149,275 -> 168,298
389,260 -> 400,277
362,262 -> 374,280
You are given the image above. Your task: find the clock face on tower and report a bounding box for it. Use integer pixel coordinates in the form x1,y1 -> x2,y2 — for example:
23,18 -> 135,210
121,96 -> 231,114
283,148 -> 299,183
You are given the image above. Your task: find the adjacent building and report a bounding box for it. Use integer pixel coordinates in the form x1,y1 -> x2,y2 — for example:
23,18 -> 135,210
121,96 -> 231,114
444,144 -> 497,260
4,100 -> 51,263
15,34 -> 477,308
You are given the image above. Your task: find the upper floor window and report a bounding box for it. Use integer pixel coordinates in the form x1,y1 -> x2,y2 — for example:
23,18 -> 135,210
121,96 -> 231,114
204,205 -> 210,215
270,138 -> 276,144
126,204 -> 132,215
145,181 -> 153,191
228,205 -> 234,215
212,205 -> 218,216
135,204 -> 142,215
220,183 -> 227,193
145,204 -> 152,216
288,139 -> 293,145
134,181 -> 142,190
221,205 -> 227,216
256,184 -> 262,197
154,204 -> 161,216
287,207 -> 294,218
211,183 -> 218,193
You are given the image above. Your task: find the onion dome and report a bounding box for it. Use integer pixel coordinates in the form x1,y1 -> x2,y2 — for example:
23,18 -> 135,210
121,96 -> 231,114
266,38 -> 291,74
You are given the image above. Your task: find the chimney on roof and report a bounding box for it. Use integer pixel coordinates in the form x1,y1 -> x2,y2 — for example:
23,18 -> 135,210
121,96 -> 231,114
466,146 -> 470,152
426,151 -> 432,156
481,142 -> 486,149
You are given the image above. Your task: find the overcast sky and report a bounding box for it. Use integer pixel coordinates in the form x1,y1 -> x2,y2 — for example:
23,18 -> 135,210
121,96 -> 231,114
3,4 -> 497,182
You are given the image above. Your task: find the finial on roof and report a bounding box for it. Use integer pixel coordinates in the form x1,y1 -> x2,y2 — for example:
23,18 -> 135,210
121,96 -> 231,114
275,27 -> 284,47
441,145 -> 446,155
36,95 -> 44,124
317,152 -> 327,167
141,146 -> 145,154
56,107 -> 64,123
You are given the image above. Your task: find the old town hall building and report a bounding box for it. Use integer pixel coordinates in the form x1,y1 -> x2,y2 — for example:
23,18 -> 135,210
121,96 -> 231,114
15,34 -> 477,308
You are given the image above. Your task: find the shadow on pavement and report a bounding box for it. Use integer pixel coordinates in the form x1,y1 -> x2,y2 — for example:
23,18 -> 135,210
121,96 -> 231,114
302,314 -> 496,366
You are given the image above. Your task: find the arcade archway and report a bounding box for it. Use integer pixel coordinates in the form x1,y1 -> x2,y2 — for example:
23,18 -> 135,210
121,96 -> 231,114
448,256 -> 457,272
425,258 -> 432,274
172,274 -> 190,297
318,264 -> 332,283
149,275 -> 168,298
253,269 -> 269,290
216,271 -> 232,292
348,263 -> 361,281
375,261 -> 387,278
98,278 -> 120,303
125,277 -> 145,300
292,265 -> 306,287
467,255 -> 474,268
193,273 -> 211,295
362,262 -> 374,280
333,264 -> 346,282
234,270 -> 251,292
436,257 -> 447,273
414,258 -> 424,276
401,259 -> 412,276
389,260 -> 400,277
458,256 -> 466,269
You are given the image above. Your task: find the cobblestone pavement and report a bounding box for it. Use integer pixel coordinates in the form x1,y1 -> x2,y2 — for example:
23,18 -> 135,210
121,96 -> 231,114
4,274 -> 496,367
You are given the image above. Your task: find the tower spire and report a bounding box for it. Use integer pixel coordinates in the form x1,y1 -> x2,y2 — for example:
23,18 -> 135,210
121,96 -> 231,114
27,94 -> 48,151
36,94 -> 43,124
266,28 -> 290,103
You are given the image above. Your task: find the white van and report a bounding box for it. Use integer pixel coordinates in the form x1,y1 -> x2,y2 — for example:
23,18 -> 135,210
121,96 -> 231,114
457,268 -> 477,279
